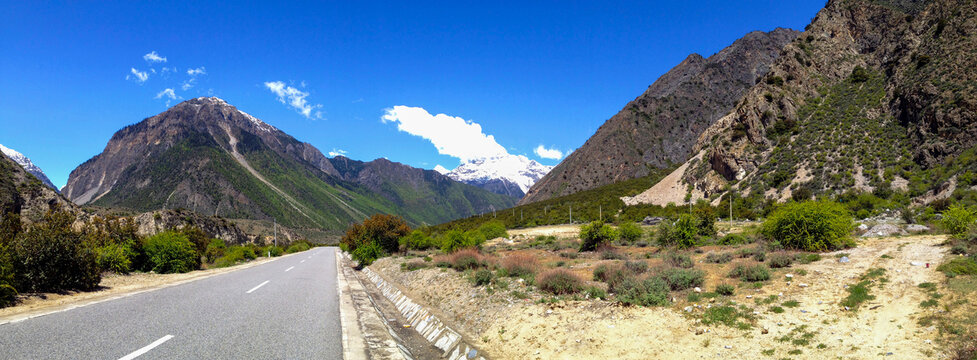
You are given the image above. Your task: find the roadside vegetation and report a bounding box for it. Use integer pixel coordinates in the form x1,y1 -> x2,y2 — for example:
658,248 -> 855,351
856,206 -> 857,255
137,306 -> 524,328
0,206 -> 314,308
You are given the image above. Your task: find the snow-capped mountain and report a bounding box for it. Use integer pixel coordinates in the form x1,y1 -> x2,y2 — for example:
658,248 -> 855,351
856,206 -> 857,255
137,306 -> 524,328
442,155 -> 552,198
0,144 -> 59,192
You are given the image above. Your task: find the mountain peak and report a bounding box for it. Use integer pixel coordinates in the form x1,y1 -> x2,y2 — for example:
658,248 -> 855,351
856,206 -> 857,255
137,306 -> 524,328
444,155 -> 552,198
0,143 -> 59,192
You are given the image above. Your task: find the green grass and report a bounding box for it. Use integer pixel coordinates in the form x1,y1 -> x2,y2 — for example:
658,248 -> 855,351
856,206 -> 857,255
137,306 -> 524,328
701,305 -> 754,329
782,300 -> 800,308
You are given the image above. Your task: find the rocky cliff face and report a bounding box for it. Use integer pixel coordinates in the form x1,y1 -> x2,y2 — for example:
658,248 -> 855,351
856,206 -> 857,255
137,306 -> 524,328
0,152 -> 75,223
0,144 -> 58,192
665,0 -> 976,204
520,28 -> 800,205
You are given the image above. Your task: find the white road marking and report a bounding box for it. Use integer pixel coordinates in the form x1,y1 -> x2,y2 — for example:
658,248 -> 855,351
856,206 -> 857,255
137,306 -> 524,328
285,266 -> 295,272
246,280 -> 270,294
118,335 -> 173,360
300,259 -> 306,263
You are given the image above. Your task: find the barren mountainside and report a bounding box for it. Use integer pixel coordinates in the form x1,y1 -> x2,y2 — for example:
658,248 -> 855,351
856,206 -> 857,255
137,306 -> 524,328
520,28 -> 800,205
667,0 -> 977,204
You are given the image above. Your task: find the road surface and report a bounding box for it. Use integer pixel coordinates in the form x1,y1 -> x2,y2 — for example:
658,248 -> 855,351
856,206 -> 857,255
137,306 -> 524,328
0,248 -> 342,359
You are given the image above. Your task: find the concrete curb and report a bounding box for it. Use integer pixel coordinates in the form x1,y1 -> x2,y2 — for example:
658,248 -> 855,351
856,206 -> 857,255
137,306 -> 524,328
337,252 -> 412,360
336,249 -> 368,360
362,267 -> 487,360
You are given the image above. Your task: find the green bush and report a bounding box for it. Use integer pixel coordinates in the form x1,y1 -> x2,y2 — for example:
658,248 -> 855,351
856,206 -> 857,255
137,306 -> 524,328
264,245 -> 284,257
768,253 -> 794,268
340,214 -> 411,255
658,267 -> 705,290
286,242 -> 311,254
399,230 -> 436,251
942,205 -> 976,235
350,241 -> 384,267
585,285 -> 607,300
96,243 -> 132,274
449,249 -> 484,271
538,269 -> 582,295
440,230 -> 484,253
617,222 -> 643,243
471,269 -> 493,286
579,221 -> 617,251
657,214 -> 699,249
664,252 -> 693,268
704,252 -> 733,264
761,201 -> 855,251
616,276 -> 669,307
716,283 -> 735,296
11,209 -> 100,292
0,243 -> 17,307
477,221 -> 508,240
729,264 -> 771,282
592,264 -> 610,281
205,239 -> 226,263
624,261 -> 649,274
717,233 -> 749,246
937,257 -> 977,277
143,231 -> 200,274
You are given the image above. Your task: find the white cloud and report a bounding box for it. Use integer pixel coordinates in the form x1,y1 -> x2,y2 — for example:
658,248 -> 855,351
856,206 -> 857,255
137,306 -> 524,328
381,106 -> 508,162
328,149 -> 347,157
181,78 -> 196,90
143,51 -> 167,63
264,81 -> 324,119
155,88 -> 177,100
433,165 -> 451,174
534,145 -> 564,160
187,67 -> 206,76
129,68 -> 149,83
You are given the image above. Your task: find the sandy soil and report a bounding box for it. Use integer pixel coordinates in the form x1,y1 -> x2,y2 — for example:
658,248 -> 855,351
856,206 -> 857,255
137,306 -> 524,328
0,255 -> 284,323
374,235 -> 953,359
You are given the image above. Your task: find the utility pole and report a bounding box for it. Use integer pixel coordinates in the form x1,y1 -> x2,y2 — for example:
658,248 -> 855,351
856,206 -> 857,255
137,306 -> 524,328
569,205 -> 572,224
274,218 -> 277,247
599,205 -> 602,222
729,193 -> 733,232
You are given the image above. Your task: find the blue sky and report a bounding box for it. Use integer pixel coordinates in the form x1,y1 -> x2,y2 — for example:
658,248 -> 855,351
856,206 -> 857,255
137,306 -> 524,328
0,1 -> 824,189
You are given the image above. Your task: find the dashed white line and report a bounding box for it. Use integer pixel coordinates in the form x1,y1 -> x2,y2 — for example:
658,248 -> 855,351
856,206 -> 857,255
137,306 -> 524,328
300,259 -> 306,263
118,335 -> 173,360
285,266 -> 295,272
246,280 -> 270,294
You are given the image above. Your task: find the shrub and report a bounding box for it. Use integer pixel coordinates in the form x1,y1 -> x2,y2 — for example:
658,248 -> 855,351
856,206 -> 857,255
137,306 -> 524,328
179,226 -> 209,258
718,233 -> 749,246
937,257 -> 977,277
96,243 -> 132,274
617,222 -> 643,243
340,214 -> 411,255
600,248 -> 625,260
471,269 -> 493,286
942,205 -> 976,235
11,209 -> 100,292
205,239 -> 226,263
623,261 -> 649,274
768,252 -> 794,268
659,267 -> 705,290
657,214 -> 699,249
477,221 -> 508,240
500,253 -> 537,278
143,231 -> 200,274
729,264 -> 771,282
440,230 -> 484,253
399,230 -> 436,251
579,221 -> 617,251
286,242 -> 311,254
752,251 -> 767,262
537,269 -> 582,295
0,243 -> 17,307
616,276 -> 669,307
704,252 -> 733,264
761,201 -> 855,251
585,286 -> 607,300
449,248 -> 484,271
350,241 -> 384,267
592,264 -> 610,281
664,252 -> 693,268
264,245 -> 284,257
796,253 -> 822,264
716,283 -> 735,296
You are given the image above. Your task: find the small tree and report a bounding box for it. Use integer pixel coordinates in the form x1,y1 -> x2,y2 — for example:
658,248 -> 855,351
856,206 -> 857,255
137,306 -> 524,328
477,221 -> 508,240
761,201 -> 855,251
11,207 -> 100,292
942,205 -> 976,236
341,214 -> 410,255
143,231 -> 199,274
617,222 -> 643,243
657,214 -> 699,249
579,221 -> 617,251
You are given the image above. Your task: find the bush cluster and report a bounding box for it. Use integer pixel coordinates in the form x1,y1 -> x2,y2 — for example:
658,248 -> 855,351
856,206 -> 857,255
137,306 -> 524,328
761,201 -> 855,252
286,242 -> 311,254
499,253 -> 537,278
942,205 -> 976,236
537,269 -> 582,295
341,214 -> 410,266
9,209 -> 100,293
768,252 -> 794,268
729,264 -> 771,282
143,232 -> 200,274
617,222 -> 643,243
579,221 -> 617,251
656,214 -> 701,249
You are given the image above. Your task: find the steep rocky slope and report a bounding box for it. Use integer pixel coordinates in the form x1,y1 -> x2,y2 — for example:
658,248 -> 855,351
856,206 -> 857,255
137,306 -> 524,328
0,144 -> 58,192
63,97 -> 513,232
0,152 -> 74,223
520,28 -> 800,205
656,0 -> 977,204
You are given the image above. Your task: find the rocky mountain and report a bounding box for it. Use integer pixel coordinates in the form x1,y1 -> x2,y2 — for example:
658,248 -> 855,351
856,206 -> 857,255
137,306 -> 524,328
63,97 -> 514,233
0,152 -> 74,223
0,144 -> 58,192
632,0 -> 977,206
520,28 -> 801,205
441,155 -> 552,198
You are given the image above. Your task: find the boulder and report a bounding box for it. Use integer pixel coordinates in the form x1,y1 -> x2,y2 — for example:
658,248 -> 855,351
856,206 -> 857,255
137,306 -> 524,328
860,224 -> 907,238
642,216 -> 664,225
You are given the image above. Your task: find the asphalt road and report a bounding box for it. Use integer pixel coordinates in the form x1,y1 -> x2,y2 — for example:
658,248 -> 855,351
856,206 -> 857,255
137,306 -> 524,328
0,247 -> 342,359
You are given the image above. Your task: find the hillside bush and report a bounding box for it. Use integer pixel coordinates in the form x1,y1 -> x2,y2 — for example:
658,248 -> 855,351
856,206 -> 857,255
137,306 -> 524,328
617,222 -> 643,243
205,239 -> 226,263
143,231 -> 199,274
470,269 -> 494,286
615,276 -> 669,307
716,283 -> 735,296
399,230 -> 436,251
179,226 -> 210,258
623,260 -> 649,274
579,221 -> 617,251
440,230 -> 484,253
11,209 -> 100,292
664,252 -> 693,268
942,205 -> 976,236
658,267 -> 705,290
537,269 -> 582,295
0,243 -> 16,307
768,252 -> 794,268
729,264 -> 771,282
213,245 -> 257,268
477,221 -> 508,240
341,214 -> 411,255
761,201 -> 855,251
499,253 -> 537,278
350,241 -> 384,267
704,252 -> 733,264
656,214 -> 699,249
264,245 -> 284,257
449,248 -> 484,270
285,241 -> 311,254
96,243 -> 132,274
717,233 -> 749,246
937,257 -> 977,277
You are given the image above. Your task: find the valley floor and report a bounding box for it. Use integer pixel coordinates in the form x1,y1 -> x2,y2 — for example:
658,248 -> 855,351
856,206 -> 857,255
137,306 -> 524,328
370,230 -> 975,359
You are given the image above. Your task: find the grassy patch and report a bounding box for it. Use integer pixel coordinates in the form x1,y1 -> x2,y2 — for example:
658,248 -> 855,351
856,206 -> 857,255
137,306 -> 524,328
782,300 -> 800,308
701,305 -> 754,329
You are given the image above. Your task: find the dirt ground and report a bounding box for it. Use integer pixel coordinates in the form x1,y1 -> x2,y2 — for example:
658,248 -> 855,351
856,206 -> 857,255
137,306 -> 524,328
373,234 -> 957,359
0,255 -> 283,323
